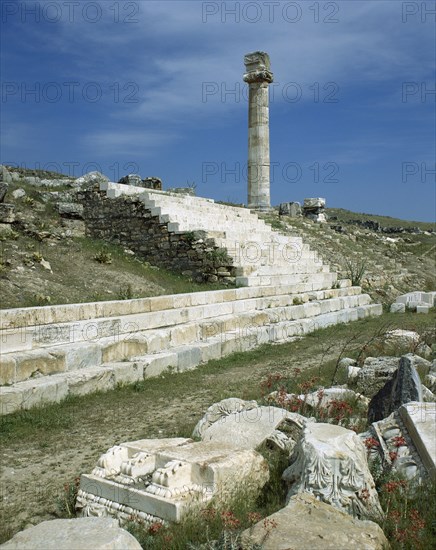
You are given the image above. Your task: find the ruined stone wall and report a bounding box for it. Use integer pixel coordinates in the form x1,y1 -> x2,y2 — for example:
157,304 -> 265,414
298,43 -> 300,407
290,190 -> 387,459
78,187 -> 236,284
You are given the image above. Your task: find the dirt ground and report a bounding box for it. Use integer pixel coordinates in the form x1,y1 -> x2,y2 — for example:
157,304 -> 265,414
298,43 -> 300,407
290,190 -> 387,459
0,334 -> 333,541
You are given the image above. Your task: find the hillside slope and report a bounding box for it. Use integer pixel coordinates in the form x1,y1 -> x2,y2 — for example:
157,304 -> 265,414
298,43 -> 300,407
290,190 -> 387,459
0,166 -> 434,309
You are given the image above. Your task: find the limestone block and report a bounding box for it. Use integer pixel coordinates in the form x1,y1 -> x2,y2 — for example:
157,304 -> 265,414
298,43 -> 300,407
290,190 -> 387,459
65,366 -> 115,397
0,356 -> 16,385
64,343 -> 102,371
149,295 -> 175,312
0,386 -> 24,415
0,327 -> 34,354
347,365 -> 361,381
0,204 -> 15,223
283,423 -> 382,518
196,340 -> 222,363
303,197 -> 326,209
0,223 -> 13,237
193,398 -> 258,439
0,518 -> 142,549
142,330 -> 170,354
390,302 -> 406,313
177,346 -> 201,371
14,350 -> 66,382
101,336 -> 148,363
356,356 -> 400,396
19,376 -> 69,411
11,188 -> 25,199
110,362 -> 145,385
338,357 -> 357,369
198,401 -> 307,453
170,324 -> 199,347
417,305 -> 429,314
140,352 -> 178,378
57,202 -> 84,218
395,291 -> 436,307
425,373 -> 436,393
399,402 -> 436,481
241,493 -> 388,550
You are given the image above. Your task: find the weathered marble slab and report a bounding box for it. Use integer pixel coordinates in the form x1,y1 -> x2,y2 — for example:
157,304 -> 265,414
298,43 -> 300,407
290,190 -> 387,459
399,402 -> 436,481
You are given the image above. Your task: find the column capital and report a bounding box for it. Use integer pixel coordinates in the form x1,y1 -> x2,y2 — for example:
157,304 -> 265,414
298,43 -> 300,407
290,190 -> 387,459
243,51 -> 274,84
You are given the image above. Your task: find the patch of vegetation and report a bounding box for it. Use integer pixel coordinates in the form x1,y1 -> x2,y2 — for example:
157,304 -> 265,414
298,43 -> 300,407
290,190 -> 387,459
93,248 -> 113,264
206,248 -> 231,266
368,459 -> 436,550
55,477 -> 80,518
344,257 -> 367,286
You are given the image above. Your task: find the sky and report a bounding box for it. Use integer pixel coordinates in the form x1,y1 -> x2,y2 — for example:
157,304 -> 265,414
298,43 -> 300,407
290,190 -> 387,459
1,0 -> 435,221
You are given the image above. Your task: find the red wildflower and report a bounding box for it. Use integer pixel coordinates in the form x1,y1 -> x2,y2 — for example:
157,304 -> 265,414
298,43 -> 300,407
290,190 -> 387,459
391,435 -> 407,448
364,437 -> 380,449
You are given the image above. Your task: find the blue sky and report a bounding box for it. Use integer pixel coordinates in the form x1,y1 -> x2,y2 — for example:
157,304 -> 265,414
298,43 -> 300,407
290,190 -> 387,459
1,0 -> 435,221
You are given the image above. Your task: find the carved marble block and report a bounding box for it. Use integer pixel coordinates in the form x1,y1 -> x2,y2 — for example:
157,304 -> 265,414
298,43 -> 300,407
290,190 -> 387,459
77,400 -> 308,525
283,423 -> 383,519
77,437 -> 268,525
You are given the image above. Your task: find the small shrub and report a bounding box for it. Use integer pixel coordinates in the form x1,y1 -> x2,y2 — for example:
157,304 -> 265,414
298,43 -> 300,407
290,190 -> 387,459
344,257 -> 366,286
206,249 -> 230,266
293,296 -> 303,305
94,249 -> 112,264
56,477 -> 80,518
31,293 -> 51,306
185,231 -> 196,244
32,251 -> 43,262
117,283 -> 134,300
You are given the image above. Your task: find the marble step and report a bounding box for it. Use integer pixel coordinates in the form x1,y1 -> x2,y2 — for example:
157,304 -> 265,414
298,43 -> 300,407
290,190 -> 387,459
0,303 -> 383,416
0,288 -> 365,358
237,272 -> 337,288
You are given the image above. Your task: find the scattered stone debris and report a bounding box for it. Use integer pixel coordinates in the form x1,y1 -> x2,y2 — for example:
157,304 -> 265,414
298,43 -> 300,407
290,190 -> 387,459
77,400 -> 307,524
75,171 -> 109,188
0,182 -> 9,202
302,197 -> 327,223
390,291 -> 436,313
118,174 -> 163,190
368,355 -> 423,423
279,201 -> 301,217
368,402 -> 435,482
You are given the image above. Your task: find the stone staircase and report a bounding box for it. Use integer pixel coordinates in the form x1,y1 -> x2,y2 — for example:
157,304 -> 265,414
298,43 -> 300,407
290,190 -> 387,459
99,182 -> 335,289
0,284 -> 382,415
0,184 -> 383,415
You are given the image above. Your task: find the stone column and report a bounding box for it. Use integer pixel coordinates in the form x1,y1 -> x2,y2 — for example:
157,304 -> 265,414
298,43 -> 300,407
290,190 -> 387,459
243,52 -> 273,211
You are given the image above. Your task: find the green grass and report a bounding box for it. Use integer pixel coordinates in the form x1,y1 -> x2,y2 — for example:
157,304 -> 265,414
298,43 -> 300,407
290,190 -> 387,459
75,237 -> 228,296
327,207 -> 434,231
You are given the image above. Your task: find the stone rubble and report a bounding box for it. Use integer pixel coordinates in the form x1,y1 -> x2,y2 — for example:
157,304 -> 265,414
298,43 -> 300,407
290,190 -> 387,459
0,518 -> 141,550
241,492 -> 389,550
302,197 -> 327,223
391,291 -> 436,313
369,402 -> 435,482
368,355 -> 423,423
